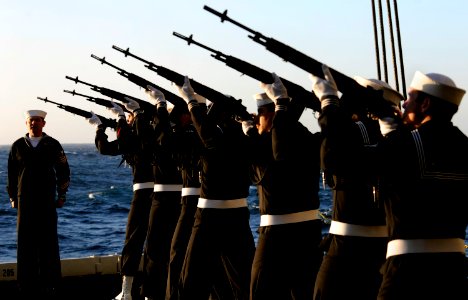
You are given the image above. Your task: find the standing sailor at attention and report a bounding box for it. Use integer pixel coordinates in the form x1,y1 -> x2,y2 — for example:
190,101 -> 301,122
7,109 -> 70,299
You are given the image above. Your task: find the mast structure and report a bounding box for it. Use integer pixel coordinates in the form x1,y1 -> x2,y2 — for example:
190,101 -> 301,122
371,0 -> 406,100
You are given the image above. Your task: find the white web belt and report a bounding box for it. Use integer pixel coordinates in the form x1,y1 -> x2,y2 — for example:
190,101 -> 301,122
260,209 -> 319,226
329,220 -> 388,238
197,198 -> 247,209
386,238 -> 465,258
181,187 -> 201,197
153,184 -> 183,192
133,182 -> 154,191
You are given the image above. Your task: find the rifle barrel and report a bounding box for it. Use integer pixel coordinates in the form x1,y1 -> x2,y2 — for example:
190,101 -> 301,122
37,96 -> 61,106
65,75 -> 97,89
173,32 -> 223,57
112,45 -> 152,65
203,6 -> 258,36
111,45 -> 133,58
64,89 -> 91,99
63,89 -> 77,96
91,54 -> 127,74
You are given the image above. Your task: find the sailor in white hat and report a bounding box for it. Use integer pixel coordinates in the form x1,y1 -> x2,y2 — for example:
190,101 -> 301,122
311,67 -> 391,300
25,109 -> 47,119
7,108 -> 69,297
239,93 -> 275,136
24,109 -> 47,146
376,72 -> 467,299
402,71 -> 466,129
254,92 -> 275,134
248,75 -> 323,300
311,67 -> 467,299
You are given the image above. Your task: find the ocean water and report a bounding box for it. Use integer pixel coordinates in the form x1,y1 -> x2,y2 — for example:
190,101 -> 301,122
0,143 -> 333,263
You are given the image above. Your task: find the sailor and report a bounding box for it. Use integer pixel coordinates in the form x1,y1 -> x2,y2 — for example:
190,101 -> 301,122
176,76 -> 256,300
92,99 -> 155,300
244,73 -> 323,300
376,71 -> 468,299
165,94 -> 205,300
139,86 -> 183,300
310,66 -> 403,300
7,109 -> 70,298
311,67 -> 468,299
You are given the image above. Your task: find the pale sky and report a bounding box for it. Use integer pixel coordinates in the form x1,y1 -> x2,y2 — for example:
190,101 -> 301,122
2,0 -> 468,145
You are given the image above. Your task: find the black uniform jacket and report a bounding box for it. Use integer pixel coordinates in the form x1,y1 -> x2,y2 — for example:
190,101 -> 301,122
379,120 -> 468,241
189,103 -> 251,200
7,133 -> 70,201
249,99 -> 321,215
318,103 -> 386,226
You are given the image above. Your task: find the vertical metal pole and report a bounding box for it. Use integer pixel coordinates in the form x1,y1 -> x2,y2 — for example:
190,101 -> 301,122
371,0 -> 382,80
377,0 -> 388,82
386,0 -> 400,91
393,0 -> 407,99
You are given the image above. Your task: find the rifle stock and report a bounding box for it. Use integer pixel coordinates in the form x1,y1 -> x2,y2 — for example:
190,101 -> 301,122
111,45 -> 254,121
203,5 -> 393,110
173,32 -> 321,112
37,96 -> 118,129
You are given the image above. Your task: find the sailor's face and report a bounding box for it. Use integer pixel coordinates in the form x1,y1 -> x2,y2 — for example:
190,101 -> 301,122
26,117 -> 45,136
402,89 -> 424,129
257,110 -> 274,134
127,113 -> 134,125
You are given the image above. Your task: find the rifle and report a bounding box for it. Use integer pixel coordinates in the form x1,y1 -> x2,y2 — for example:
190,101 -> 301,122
89,54 -> 186,109
110,45 -> 253,121
37,96 -> 118,129
63,89 -> 130,113
173,32 -> 321,113
203,6 -> 391,109
65,75 -> 154,113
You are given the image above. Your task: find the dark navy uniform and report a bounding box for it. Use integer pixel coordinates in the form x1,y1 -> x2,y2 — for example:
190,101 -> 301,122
248,98 -> 323,300
116,116 -> 155,279
141,102 -> 183,300
7,133 -> 70,297
178,101 -> 256,300
377,119 -> 468,299
94,117 -> 155,279
165,118 -> 204,299
93,117 -> 154,300
314,100 -> 387,300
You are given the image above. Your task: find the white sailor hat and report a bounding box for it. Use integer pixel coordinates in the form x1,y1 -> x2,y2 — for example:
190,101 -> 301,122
253,93 -> 274,107
353,76 -> 404,106
409,71 -> 465,106
24,110 -> 47,119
